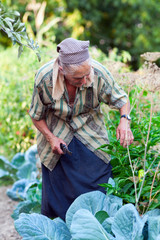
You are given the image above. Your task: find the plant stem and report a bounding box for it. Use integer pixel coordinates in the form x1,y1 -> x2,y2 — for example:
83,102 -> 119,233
126,89 -> 138,205
137,93 -> 153,205
145,161 -> 160,212
127,145 -> 138,205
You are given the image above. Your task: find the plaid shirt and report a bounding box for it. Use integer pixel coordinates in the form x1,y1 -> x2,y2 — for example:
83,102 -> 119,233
29,59 -> 128,171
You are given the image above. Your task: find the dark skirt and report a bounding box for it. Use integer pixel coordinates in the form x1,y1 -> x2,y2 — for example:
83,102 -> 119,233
41,136 -> 112,221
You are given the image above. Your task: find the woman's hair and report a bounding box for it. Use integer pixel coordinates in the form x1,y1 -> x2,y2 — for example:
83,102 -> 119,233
58,57 -> 92,75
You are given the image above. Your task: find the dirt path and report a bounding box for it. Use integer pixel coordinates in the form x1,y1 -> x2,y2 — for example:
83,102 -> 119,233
0,186 -> 22,240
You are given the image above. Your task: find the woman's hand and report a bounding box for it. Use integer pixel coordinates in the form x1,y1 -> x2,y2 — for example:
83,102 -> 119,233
47,135 -> 67,155
116,118 -> 134,148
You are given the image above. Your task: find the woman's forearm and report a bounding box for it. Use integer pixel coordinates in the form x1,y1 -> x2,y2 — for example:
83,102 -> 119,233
31,118 -> 55,142
30,117 -> 66,154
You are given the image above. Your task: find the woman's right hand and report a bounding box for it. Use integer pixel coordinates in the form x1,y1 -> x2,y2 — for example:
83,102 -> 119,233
48,134 -> 67,155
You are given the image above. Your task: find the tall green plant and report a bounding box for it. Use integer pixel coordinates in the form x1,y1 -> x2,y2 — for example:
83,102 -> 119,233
100,59 -> 160,214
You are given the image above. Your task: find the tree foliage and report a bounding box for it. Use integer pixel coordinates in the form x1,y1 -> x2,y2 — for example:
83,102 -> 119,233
1,0 -> 160,67
0,1 -> 40,61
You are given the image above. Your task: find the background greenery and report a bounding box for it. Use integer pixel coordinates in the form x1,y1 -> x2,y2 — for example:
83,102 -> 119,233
1,0 -> 160,69
0,45 -> 55,159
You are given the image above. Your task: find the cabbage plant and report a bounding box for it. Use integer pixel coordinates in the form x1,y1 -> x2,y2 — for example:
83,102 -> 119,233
14,190 -> 160,240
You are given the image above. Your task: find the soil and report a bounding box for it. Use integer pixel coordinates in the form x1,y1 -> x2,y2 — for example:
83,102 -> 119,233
0,186 -> 22,240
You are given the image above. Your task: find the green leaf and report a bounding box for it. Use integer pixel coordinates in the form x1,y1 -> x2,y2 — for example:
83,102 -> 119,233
11,153 -> 25,168
16,22 -> 25,32
112,204 -> 144,240
66,191 -> 107,229
143,90 -> 148,96
4,17 -> 15,22
12,200 -> 38,220
7,179 -> 29,201
26,182 -> 42,204
4,18 -> 13,30
13,18 -> 21,30
12,11 -> 20,17
148,216 -> 160,240
0,155 -> 17,175
70,209 -> 114,240
107,188 -> 115,195
16,162 -> 37,180
4,27 -> 13,38
15,213 -> 71,240
25,144 -> 38,164
12,32 -> 21,43
20,31 -> 28,41
95,211 -> 109,224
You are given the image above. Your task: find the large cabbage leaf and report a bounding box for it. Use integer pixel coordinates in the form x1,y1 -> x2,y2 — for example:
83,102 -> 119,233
7,179 -> 30,200
70,209 -> 115,240
66,191 -> 108,228
148,216 -> 160,240
25,144 -> 38,164
12,200 -> 38,220
11,153 -> 25,168
66,190 -> 122,229
104,194 -> 123,217
14,213 -> 71,240
0,155 -> 17,174
145,209 -> 160,217
16,162 -> 37,180
102,217 -> 114,235
7,179 -> 38,201
112,203 -> 144,240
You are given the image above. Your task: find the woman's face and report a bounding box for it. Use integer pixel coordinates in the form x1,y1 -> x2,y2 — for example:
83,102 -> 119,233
64,64 -> 91,87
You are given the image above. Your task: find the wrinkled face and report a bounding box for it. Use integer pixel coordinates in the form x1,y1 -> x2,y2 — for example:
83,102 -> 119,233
64,64 -> 91,87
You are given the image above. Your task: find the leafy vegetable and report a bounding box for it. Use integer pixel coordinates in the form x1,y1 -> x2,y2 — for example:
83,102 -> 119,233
7,179 -> 31,201
70,209 -> 114,240
14,190 -> 160,239
11,153 -> 25,168
111,204 -> 144,240
15,213 -> 71,240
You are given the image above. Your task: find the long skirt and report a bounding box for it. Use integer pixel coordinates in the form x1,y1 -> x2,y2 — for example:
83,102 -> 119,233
41,136 -> 112,221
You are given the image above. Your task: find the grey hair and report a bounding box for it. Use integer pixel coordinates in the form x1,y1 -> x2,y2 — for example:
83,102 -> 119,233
58,57 -> 92,75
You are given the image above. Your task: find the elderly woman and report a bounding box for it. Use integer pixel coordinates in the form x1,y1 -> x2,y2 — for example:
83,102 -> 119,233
29,38 -> 134,220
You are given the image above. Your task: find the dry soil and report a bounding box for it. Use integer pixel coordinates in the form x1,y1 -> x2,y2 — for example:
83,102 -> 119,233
0,185 -> 22,240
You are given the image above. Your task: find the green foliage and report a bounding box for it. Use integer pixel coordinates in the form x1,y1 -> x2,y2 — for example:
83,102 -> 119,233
0,0 -> 159,68
100,89 -> 160,214
0,1 -> 40,60
0,46 -> 55,159
2,0 -> 160,68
